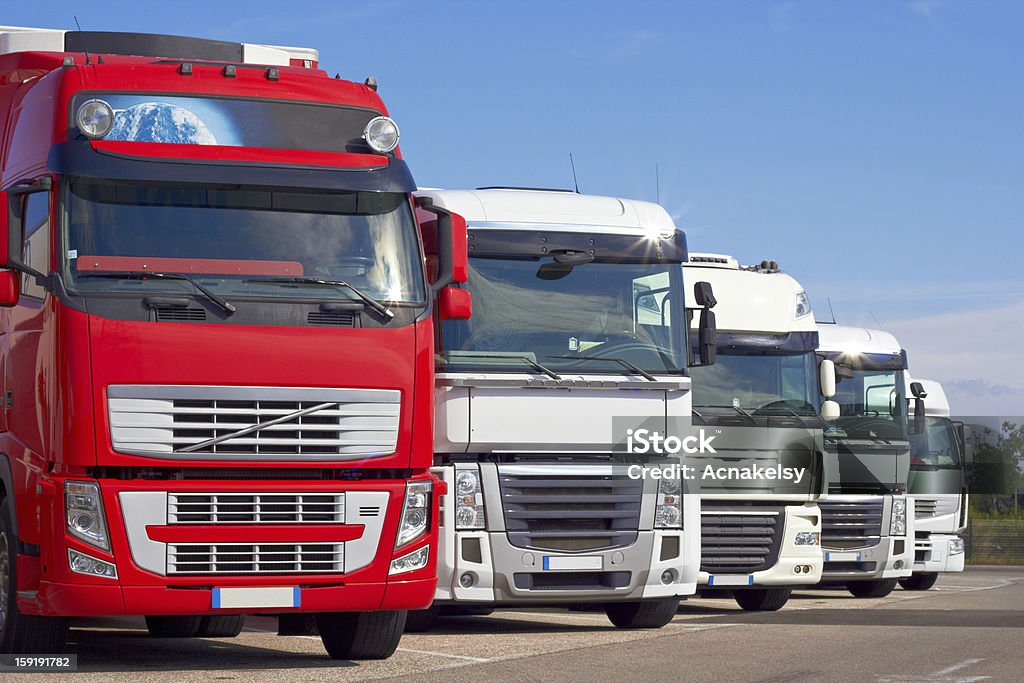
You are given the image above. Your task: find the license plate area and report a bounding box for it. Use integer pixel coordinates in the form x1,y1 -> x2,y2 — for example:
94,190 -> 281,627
543,556 -> 603,571
212,587 -> 300,609
708,575 -> 754,587
825,551 -> 862,562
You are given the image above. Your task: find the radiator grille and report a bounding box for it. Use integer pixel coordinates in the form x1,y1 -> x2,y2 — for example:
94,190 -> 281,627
167,542 -> 343,574
820,499 -> 884,549
108,385 -> 400,460
914,498 -> 938,519
498,467 -> 642,552
168,492 -> 344,524
700,504 -> 784,574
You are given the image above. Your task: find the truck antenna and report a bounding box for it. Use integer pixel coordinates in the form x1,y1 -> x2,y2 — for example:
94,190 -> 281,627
656,162 -> 661,205
569,153 -> 580,194
826,297 -> 837,324
868,308 -> 882,329
73,16 -> 92,65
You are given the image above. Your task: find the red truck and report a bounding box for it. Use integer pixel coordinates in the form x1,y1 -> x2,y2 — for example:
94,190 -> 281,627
0,27 -> 467,659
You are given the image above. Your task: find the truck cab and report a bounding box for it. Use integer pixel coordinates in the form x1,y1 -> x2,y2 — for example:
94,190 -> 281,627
903,378 -> 967,590
415,187 -> 709,629
684,255 -> 824,611
815,325 -> 916,597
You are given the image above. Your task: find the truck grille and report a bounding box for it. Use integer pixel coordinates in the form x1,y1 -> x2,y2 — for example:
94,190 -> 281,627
167,542 -> 343,574
914,498 -> 938,519
700,504 -> 784,574
820,499 -> 884,549
108,385 -> 400,460
168,493 -> 344,524
498,466 -> 642,552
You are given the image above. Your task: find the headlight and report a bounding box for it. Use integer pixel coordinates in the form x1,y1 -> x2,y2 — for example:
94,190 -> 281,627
396,480 -> 431,548
68,548 -> 117,578
890,497 -> 907,536
948,537 -> 965,555
66,481 -> 110,550
655,477 -> 682,529
363,115 -> 400,153
455,468 -> 485,530
794,531 -> 820,546
795,291 -> 812,318
76,99 -> 114,139
390,546 -> 429,575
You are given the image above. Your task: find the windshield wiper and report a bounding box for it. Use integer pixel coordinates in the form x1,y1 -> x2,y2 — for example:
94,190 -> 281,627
696,405 -> 758,424
244,277 -> 393,320
455,353 -> 562,380
546,355 -> 657,381
78,271 -> 236,316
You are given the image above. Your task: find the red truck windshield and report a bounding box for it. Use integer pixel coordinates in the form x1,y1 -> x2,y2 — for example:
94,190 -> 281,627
61,180 -> 426,304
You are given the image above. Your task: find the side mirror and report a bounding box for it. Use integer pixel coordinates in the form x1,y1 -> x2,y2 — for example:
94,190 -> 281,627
819,359 -> 836,398
438,286 -> 471,320
0,269 -> 19,306
694,280 -> 717,308
908,381 -> 927,434
0,191 -> 8,266
821,399 -> 840,420
416,196 -> 467,292
697,308 -> 716,366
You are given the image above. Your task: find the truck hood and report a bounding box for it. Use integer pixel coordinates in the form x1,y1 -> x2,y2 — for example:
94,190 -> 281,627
82,313 -> 418,469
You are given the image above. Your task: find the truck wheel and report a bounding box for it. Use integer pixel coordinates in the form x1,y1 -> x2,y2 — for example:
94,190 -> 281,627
734,587 -> 792,611
403,606 -> 439,633
847,579 -> 898,598
604,598 -> 679,628
145,615 -> 204,637
899,573 -> 938,591
0,503 -> 69,654
197,615 -> 245,637
316,610 -> 406,660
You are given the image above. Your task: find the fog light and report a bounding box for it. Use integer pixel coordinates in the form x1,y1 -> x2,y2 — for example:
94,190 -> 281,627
389,545 -> 429,575
893,560 -> 904,570
76,99 -> 115,139
459,572 -> 475,588
68,548 -> 117,579
363,116 -> 400,153
661,569 -> 675,585
948,537 -> 965,555
794,531 -> 819,546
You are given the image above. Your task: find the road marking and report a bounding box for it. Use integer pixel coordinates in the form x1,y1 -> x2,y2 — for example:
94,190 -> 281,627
933,658 -> 984,676
397,647 -> 490,662
876,656 -> 990,682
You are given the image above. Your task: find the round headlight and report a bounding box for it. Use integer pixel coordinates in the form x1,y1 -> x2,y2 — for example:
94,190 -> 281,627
76,99 -> 114,139
363,116 -> 399,154
456,471 -> 478,496
455,505 -> 478,528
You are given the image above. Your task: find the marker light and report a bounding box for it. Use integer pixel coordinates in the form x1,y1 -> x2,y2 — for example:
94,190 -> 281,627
76,99 -> 114,139
795,291 -> 812,318
363,116 -> 400,153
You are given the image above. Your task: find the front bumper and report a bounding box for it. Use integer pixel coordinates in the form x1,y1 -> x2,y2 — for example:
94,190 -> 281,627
17,476 -> 439,617
698,503 -> 822,588
821,535 -> 913,581
913,534 -> 966,574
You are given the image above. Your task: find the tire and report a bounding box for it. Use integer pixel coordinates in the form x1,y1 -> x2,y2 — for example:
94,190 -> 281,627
899,573 -> 939,591
403,606 -> 439,633
847,578 -> 898,598
317,610 -> 406,660
0,502 -> 69,654
603,598 -> 679,629
145,615 -> 204,638
734,587 -> 792,611
197,615 -> 245,637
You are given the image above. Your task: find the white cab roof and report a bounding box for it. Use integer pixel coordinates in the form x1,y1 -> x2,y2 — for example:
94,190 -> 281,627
683,254 -> 815,334
415,188 -> 676,237
905,376 -> 950,417
817,324 -> 903,355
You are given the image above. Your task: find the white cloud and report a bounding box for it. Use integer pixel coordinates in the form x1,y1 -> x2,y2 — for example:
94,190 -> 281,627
885,298 -> 1024,415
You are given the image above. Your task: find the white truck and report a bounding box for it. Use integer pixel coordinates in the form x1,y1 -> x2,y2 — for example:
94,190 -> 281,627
412,188 -> 718,629
683,255 -> 824,611
903,378 -> 967,589
815,325 -> 917,597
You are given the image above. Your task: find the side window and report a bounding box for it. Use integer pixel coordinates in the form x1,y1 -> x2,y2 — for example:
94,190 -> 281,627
22,191 -> 51,299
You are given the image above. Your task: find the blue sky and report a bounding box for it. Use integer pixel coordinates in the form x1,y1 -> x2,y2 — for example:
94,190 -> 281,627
6,1 -> 1023,412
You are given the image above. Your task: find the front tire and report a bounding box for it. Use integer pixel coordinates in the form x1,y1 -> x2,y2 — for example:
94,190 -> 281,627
145,615 -> 204,638
403,606 -> 439,633
899,573 -> 939,591
0,503 -> 69,654
847,578 -> 898,598
604,598 -> 679,628
197,615 -> 245,637
317,610 -> 406,660
734,587 -> 791,611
